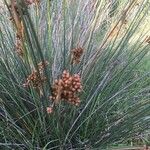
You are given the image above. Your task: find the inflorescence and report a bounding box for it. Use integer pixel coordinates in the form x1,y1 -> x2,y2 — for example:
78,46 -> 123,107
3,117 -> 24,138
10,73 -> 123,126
49,70 -> 82,106
71,47 -> 84,64
9,0 -> 40,57
23,61 -> 48,88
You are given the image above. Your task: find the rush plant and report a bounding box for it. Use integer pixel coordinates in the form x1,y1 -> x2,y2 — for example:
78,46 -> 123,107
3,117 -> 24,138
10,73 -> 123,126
0,0 -> 150,149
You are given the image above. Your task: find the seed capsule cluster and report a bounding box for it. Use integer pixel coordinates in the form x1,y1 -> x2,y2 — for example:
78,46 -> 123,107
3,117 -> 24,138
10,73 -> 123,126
50,70 -> 82,106
23,70 -> 46,88
23,61 -> 48,88
46,107 -> 53,114
15,35 -> 24,57
71,47 -> 84,64
8,1 -> 24,57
